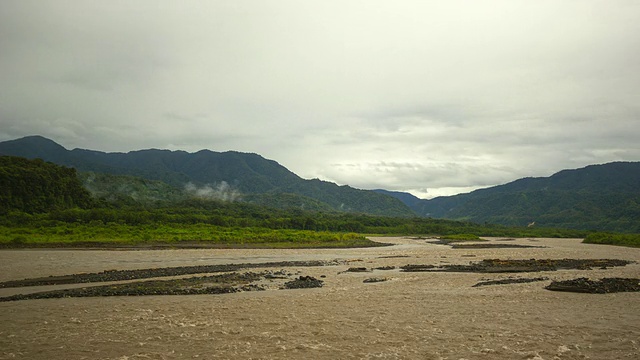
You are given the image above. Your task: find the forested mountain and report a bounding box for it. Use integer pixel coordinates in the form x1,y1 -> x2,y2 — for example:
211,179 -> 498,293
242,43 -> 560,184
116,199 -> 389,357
4,136 -> 638,231
0,156 -> 93,214
79,171 -> 336,212
0,136 -> 414,216
379,162 -> 640,232
79,172 -> 186,206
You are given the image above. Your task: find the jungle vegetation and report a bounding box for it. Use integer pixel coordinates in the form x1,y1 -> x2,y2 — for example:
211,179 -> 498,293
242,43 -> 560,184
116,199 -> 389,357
0,155 -> 636,249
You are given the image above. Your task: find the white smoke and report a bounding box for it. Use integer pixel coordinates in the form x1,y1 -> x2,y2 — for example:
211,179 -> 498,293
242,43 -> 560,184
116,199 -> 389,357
184,181 -> 241,202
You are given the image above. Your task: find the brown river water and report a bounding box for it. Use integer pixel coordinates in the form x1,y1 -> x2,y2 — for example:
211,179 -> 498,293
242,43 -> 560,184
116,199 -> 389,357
1,237 -> 639,359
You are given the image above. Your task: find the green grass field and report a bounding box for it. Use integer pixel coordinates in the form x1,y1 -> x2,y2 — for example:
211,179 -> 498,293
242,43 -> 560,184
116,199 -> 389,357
0,223 -> 387,249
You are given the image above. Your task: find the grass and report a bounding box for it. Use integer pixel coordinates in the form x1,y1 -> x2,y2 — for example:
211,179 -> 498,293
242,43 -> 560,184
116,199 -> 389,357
0,223 -> 389,249
583,232 -> 640,248
3,221 -> 637,250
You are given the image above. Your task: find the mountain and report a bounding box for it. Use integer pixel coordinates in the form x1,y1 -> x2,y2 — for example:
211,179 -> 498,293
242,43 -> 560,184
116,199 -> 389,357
379,162 -> 640,232
0,136 -> 415,216
0,156 -> 93,214
78,172 -> 336,212
373,189 -> 424,209
79,172 -> 187,206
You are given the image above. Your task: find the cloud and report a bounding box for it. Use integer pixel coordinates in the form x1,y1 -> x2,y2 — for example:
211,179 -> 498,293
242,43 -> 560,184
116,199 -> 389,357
1,1 -> 639,198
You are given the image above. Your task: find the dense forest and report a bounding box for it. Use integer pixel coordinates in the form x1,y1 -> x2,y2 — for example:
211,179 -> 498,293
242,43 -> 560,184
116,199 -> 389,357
0,156 -> 92,214
1,156 -> 596,248
2,155 -> 639,248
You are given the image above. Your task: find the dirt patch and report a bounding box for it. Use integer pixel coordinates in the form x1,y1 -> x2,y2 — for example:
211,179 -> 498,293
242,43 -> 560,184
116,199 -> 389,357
401,259 -> 634,273
546,278 -> 640,294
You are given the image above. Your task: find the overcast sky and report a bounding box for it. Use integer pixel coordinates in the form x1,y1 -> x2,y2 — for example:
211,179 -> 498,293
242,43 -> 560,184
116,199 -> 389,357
1,1 -> 639,198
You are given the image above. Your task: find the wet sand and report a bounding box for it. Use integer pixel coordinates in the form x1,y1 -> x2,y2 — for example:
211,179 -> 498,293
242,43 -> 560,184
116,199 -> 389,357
1,237 -> 639,359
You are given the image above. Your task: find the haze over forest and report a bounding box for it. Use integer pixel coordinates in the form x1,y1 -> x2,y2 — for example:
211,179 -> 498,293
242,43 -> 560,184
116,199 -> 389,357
1,1 -> 639,198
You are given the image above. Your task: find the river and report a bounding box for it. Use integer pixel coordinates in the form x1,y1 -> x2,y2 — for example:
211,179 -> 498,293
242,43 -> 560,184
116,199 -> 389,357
1,237 -> 639,359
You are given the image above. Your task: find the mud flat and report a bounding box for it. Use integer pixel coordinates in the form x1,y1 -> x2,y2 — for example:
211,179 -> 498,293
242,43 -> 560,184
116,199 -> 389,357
1,236 -> 639,359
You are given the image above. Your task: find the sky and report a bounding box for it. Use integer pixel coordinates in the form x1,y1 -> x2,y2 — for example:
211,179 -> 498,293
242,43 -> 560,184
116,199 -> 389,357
1,1 -> 639,199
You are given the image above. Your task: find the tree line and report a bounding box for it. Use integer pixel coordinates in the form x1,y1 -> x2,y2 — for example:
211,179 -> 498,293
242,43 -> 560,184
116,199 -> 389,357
0,156 -> 589,239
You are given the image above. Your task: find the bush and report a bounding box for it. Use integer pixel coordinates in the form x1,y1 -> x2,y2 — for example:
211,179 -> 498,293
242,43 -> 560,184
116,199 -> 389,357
11,236 -> 26,245
583,232 -> 640,247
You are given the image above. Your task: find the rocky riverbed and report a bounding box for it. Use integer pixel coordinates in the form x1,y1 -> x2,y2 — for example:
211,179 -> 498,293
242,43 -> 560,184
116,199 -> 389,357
546,277 -> 640,293
1,236 -> 639,359
400,258 -> 634,273
0,260 -> 336,288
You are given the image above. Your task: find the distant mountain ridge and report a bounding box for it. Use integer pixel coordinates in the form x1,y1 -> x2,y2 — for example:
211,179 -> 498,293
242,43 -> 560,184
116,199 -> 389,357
3,135 -> 638,231
378,162 -> 640,232
0,136 -> 414,216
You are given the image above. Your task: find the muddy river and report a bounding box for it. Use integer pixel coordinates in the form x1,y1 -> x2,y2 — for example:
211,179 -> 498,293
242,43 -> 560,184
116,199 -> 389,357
1,237 -> 639,359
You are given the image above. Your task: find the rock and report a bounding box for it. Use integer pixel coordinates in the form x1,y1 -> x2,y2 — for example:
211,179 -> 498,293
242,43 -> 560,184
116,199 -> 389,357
401,259 -> 634,273
282,276 -> 324,289
472,277 -> 549,287
545,277 -> 640,294
374,266 -> 395,270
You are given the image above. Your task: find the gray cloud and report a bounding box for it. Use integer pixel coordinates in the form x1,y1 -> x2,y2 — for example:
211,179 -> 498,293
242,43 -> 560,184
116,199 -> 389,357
1,1 -> 639,198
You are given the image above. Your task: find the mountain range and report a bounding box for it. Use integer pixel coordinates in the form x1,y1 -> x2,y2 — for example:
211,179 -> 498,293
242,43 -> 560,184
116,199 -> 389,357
377,162 -> 640,232
0,136 -> 413,216
1,135 -> 638,232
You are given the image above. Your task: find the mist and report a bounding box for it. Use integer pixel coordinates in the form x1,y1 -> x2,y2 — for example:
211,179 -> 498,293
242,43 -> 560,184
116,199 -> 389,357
184,181 -> 241,202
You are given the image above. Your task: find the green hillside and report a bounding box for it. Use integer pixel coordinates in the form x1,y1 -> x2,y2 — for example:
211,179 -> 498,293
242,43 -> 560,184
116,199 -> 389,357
0,153 -> 599,249
0,156 -> 93,214
383,162 -> 640,232
0,136 -> 414,217
79,172 -> 186,206
80,171 -> 336,212
4,135 -> 638,230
